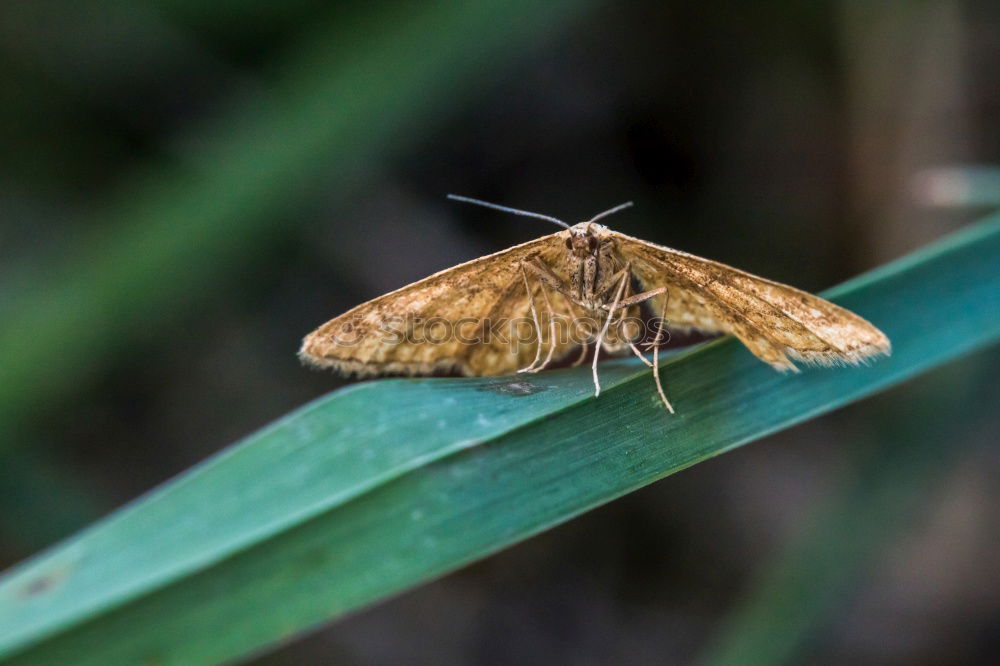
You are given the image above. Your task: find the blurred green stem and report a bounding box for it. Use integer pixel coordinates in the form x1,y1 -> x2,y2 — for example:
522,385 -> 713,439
0,0 -> 600,452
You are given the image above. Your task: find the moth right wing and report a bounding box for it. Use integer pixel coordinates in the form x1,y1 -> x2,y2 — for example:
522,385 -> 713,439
614,232 -> 891,371
299,232 -> 571,377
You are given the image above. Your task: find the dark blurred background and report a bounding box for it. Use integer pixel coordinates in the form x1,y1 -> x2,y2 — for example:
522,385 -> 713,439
1,1 -> 998,664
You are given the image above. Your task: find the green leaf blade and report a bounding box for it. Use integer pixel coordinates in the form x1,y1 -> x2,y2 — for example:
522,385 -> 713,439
1,213 -> 998,664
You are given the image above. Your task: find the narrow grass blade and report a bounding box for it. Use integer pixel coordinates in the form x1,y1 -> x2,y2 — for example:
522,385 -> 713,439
0,213 -> 998,664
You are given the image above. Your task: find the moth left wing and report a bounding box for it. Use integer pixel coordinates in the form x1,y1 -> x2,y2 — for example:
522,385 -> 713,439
299,232 -> 570,377
612,232 -> 891,371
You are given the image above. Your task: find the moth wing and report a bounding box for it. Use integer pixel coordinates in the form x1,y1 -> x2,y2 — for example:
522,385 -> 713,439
612,233 -> 891,370
299,232 -> 572,377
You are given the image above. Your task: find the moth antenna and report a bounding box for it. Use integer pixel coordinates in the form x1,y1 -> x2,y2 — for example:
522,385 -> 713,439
447,194 -> 571,230
587,201 -> 633,225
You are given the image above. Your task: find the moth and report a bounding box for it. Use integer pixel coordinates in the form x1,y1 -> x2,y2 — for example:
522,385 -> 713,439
300,195 -> 891,412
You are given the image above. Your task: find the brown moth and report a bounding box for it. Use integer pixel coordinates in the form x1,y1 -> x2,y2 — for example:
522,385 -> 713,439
299,196 -> 891,412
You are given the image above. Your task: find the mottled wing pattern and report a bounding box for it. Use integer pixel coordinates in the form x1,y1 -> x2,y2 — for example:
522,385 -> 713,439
613,233 -> 891,371
299,233 -> 569,377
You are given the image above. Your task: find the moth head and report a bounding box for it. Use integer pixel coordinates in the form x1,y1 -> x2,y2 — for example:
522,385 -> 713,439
565,224 -> 603,257
564,200 -> 633,256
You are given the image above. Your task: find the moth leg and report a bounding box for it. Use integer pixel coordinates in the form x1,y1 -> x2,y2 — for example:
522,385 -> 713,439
592,262 -> 637,351
534,281 -> 560,372
598,273 -> 649,365
604,286 -> 669,312
595,264 -> 632,301
519,274 -> 561,374
523,258 -> 575,302
650,293 -> 674,413
518,265 -> 545,373
592,270 -> 630,398
601,282 -> 641,354
628,341 -> 653,367
571,341 -> 589,367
